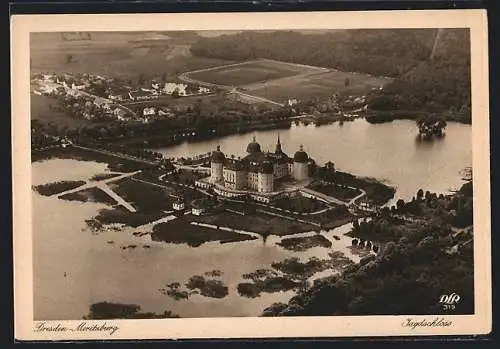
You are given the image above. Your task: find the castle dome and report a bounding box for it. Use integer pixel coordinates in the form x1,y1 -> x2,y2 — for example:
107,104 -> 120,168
211,145 -> 225,163
246,136 -> 262,154
293,145 -> 309,163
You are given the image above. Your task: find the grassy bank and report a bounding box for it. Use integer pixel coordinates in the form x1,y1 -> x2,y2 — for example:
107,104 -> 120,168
193,210 -> 317,236
93,207 -> 164,228
307,182 -> 362,203
151,216 -> 257,247
277,235 -> 332,252
33,180 -> 86,196
32,145 -> 152,172
365,110 -> 471,125
59,187 -> 117,205
109,178 -> 174,213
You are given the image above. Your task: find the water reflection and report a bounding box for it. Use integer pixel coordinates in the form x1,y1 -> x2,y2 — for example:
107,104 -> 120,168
32,119 -> 472,319
155,119 -> 471,202
33,159 -> 361,320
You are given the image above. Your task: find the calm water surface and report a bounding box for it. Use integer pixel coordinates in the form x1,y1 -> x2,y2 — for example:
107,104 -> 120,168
156,119 -> 472,202
32,119 -> 472,320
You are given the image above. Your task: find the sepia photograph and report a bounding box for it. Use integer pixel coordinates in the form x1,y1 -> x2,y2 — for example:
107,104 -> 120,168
12,10 -> 491,340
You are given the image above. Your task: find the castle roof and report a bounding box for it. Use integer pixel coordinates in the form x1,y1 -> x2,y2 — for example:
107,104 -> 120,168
260,159 -> 274,174
293,145 -> 309,163
211,145 -> 225,163
246,136 -> 262,154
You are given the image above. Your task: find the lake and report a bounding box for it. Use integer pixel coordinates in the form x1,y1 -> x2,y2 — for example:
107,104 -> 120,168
155,119 -> 472,203
32,119 -> 472,320
32,160 -> 368,320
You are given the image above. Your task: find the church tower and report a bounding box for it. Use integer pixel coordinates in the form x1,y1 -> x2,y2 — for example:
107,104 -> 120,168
275,133 -> 282,153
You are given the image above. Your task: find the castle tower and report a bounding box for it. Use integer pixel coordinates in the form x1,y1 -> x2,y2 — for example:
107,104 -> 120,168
210,145 -> 225,183
293,144 -> 309,181
258,158 -> 274,193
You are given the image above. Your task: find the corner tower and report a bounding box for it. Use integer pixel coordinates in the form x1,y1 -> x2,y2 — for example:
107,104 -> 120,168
293,144 -> 309,181
210,145 -> 225,183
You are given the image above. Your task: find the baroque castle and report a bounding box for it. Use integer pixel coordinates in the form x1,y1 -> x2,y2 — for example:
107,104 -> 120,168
209,135 -> 312,194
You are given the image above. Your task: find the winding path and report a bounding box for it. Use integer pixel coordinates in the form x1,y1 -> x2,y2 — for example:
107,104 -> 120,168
178,59 -> 286,107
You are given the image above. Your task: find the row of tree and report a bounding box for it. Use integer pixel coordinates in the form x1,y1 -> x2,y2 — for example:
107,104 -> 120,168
367,29 -> 471,122
263,181 -> 474,316
190,29 -> 436,77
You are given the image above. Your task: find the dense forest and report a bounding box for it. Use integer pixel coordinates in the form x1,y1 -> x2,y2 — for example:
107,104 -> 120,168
190,29 -> 471,122
190,29 -> 435,77
263,181 -> 474,316
367,29 -> 471,122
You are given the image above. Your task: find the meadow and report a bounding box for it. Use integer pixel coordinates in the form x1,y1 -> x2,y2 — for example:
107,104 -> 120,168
30,32 -> 232,80
248,69 -> 392,103
185,59 -> 324,87
30,93 -> 95,127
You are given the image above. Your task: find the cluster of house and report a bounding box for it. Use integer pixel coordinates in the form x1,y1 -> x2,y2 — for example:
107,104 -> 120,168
139,106 -> 175,122
32,74 -> 132,121
171,197 -> 214,216
108,81 -> 214,102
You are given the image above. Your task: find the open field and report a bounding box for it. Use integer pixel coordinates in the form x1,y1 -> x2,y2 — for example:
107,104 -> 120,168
185,59 -> 326,86
151,216 -> 257,247
183,58 -> 391,104
194,210 -> 317,236
248,69 -> 392,103
30,32 -> 233,79
30,93 -> 97,127
185,59 -> 322,87
108,178 -> 175,214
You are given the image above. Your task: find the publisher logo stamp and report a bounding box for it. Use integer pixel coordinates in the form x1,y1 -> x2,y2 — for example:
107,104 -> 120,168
439,293 -> 460,311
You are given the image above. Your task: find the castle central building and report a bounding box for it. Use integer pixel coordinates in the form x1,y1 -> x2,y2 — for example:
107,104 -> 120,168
209,135 -> 311,194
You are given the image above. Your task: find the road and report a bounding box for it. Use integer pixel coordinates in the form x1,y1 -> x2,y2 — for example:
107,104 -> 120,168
299,187 -> 346,206
46,78 -> 138,117
178,60 -> 285,107
73,145 -> 159,166
51,170 -> 142,212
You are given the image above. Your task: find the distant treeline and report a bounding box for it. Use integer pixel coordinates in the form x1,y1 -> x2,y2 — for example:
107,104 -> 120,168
190,29 -> 436,77
190,29 -> 471,122
367,29 -> 471,122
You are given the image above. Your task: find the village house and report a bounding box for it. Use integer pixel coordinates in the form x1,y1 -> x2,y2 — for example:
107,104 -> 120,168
191,199 -> 211,216
158,108 -> 175,118
172,198 -> 185,211
108,93 -> 126,101
71,83 -> 87,90
143,107 -> 156,117
140,87 -> 159,95
198,86 -> 212,94
113,107 -> 128,121
163,82 -> 188,96
128,89 -> 158,101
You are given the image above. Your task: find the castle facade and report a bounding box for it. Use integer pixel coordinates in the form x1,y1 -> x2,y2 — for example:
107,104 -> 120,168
209,135 -> 311,194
